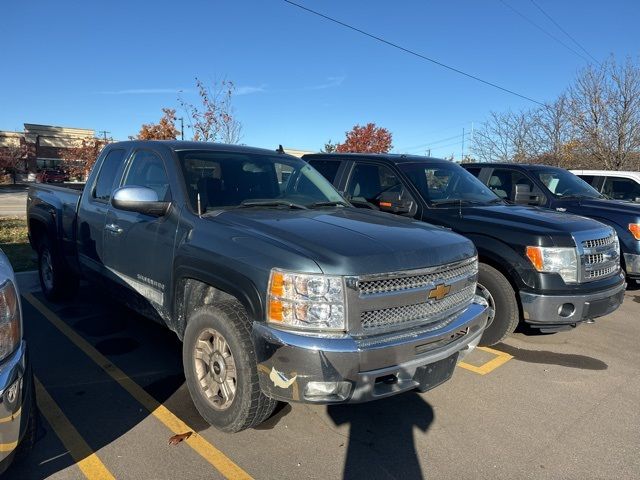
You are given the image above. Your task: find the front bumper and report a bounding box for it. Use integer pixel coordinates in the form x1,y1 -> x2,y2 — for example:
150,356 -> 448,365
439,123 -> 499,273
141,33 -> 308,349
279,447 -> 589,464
0,342 -> 33,472
252,300 -> 489,404
519,275 -> 626,330
624,253 -> 640,278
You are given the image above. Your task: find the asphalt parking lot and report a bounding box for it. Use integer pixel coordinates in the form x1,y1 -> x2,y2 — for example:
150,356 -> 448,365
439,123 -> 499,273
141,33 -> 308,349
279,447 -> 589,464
7,277 -> 640,479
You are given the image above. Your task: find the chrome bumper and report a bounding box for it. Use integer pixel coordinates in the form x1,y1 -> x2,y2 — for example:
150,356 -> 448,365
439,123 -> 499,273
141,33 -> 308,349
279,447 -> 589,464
520,276 -> 626,329
252,300 -> 489,404
0,341 -> 32,470
624,253 -> 640,277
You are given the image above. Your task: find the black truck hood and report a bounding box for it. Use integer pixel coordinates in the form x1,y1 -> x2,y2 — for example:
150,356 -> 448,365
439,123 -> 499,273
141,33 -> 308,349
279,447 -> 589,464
458,204 -> 604,238
212,208 -> 475,275
556,198 -> 640,221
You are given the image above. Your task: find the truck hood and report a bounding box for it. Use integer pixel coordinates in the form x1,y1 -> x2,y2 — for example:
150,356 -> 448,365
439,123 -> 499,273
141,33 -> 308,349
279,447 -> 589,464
458,204 -> 604,237
211,208 -> 475,275
557,198 -> 640,221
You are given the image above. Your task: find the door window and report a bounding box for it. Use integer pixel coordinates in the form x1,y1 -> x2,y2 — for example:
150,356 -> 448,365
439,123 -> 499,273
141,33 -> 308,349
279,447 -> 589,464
122,150 -> 171,201
307,160 -> 342,183
487,169 -> 535,201
346,163 -> 415,212
602,177 -> 640,201
93,149 -> 126,202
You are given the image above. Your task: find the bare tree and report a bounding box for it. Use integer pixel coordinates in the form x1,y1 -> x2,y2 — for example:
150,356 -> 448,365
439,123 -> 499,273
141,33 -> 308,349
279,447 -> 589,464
179,78 -> 243,144
569,57 -> 640,170
528,94 -> 576,167
471,110 -> 535,163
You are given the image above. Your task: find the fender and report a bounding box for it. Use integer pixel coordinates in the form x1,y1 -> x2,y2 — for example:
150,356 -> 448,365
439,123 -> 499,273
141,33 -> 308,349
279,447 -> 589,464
172,262 -> 264,339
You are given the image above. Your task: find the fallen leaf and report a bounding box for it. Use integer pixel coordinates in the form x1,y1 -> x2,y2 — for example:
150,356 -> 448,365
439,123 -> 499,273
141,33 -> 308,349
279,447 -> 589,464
169,431 -> 193,445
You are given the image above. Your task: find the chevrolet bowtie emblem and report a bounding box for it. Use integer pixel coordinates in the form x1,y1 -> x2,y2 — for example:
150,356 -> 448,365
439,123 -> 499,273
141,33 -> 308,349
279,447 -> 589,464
428,283 -> 451,301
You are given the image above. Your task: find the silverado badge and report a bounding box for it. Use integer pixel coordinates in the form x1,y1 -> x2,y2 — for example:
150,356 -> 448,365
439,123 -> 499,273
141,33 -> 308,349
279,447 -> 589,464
428,283 -> 451,301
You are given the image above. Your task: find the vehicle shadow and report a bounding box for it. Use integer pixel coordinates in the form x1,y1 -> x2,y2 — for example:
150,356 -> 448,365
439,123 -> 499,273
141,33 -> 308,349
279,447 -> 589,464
327,392 -> 434,479
10,287 -> 209,479
495,343 -> 607,370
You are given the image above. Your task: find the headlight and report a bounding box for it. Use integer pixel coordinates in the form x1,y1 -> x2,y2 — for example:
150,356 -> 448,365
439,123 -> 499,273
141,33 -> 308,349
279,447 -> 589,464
0,278 -> 21,362
629,223 -> 640,241
526,246 -> 578,283
267,269 -> 345,332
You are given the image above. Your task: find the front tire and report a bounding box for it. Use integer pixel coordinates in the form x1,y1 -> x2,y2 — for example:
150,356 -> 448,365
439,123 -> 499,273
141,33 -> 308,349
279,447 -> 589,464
477,263 -> 519,346
183,302 -> 277,432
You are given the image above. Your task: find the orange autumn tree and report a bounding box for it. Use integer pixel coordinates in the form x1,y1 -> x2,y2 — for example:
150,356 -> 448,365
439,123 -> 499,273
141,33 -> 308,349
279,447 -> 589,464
134,108 -> 180,140
335,123 -> 393,153
60,136 -> 110,180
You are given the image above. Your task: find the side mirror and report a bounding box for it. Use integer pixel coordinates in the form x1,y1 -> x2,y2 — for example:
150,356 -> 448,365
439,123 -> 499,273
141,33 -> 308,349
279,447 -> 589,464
635,197 -> 640,203
112,186 -> 170,216
513,184 -> 540,205
378,191 -> 413,214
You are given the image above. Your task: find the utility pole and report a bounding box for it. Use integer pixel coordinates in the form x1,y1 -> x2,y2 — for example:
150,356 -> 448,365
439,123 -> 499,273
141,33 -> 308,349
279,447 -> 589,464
426,148 -> 431,157
98,130 -> 110,142
178,117 -> 184,140
461,127 -> 465,162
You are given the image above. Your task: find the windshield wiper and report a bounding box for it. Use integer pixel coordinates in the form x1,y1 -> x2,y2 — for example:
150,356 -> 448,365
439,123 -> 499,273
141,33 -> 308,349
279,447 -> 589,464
237,200 -> 308,210
430,199 -> 476,207
308,200 -> 350,208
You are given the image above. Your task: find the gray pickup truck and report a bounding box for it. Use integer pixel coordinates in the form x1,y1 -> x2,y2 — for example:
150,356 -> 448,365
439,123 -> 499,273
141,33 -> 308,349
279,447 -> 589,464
27,141 -> 489,432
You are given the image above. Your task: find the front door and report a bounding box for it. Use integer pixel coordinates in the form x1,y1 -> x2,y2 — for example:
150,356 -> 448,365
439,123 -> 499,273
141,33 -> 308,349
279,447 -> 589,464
103,148 -> 178,319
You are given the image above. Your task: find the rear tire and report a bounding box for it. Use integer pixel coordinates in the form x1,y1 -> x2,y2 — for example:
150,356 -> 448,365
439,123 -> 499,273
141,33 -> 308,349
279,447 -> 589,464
37,236 -> 78,302
477,263 -> 519,346
183,301 -> 277,432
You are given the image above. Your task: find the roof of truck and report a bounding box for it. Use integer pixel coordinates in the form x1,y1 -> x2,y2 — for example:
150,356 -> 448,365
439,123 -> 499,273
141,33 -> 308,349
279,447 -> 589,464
108,140 -> 297,158
461,162 -> 564,171
302,153 -> 456,165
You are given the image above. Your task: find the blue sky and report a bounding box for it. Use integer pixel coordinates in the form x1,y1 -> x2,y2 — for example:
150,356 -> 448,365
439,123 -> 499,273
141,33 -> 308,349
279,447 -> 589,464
1,0 -> 638,158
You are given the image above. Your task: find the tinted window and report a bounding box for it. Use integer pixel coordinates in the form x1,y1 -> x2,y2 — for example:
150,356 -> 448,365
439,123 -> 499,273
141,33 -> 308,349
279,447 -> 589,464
536,169 -> 601,199
122,150 -> 171,201
401,162 -> 499,205
464,167 -> 481,178
93,149 -> 125,202
487,169 -> 534,201
307,160 -> 341,183
177,150 -> 344,212
346,163 -> 404,204
602,177 -> 640,201
578,175 -> 596,186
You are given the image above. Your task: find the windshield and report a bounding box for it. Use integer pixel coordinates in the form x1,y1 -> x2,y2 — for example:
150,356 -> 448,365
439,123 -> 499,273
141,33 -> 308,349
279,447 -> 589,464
536,169 -> 602,199
177,150 -> 346,212
399,162 -> 503,205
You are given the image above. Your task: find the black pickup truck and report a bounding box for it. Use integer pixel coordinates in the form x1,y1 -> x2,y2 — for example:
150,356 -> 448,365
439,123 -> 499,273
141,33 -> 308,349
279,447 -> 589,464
304,153 -> 626,346
463,163 -> 640,283
27,141 -> 489,432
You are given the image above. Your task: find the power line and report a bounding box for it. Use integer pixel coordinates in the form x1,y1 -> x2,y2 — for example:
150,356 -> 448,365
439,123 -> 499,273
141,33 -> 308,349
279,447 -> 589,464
529,0 -> 600,65
401,132 -> 470,152
498,0 -> 590,64
282,0 -> 544,106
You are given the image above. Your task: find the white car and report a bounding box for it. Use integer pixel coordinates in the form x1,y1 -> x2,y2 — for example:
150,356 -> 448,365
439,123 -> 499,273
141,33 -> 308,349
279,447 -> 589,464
571,170 -> 640,203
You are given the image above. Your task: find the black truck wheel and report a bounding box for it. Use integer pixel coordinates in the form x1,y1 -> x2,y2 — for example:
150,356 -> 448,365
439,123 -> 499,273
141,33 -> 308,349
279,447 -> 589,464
37,237 -> 78,302
183,301 -> 277,432
477,263 -> 519,346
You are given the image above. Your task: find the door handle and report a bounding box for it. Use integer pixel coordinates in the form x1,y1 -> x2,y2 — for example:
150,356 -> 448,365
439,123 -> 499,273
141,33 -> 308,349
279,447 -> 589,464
105,223 -> 123,235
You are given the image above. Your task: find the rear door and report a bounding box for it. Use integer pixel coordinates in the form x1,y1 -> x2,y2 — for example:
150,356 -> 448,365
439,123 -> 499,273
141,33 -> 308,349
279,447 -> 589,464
602,176 -> 640,202
77,148 -> 128,281
102,147 -> 179,316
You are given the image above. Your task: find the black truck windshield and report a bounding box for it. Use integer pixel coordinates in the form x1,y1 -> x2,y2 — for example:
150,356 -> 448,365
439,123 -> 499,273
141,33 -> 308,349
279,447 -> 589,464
400,162 -> 502,206
177,150 -> 345,212
536,169 -> 603,199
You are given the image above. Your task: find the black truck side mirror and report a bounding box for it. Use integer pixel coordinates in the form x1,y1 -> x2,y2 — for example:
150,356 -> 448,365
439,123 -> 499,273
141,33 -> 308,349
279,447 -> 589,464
513,184 -> 540,206
112,186 -> 170,217
378,191 -> 413,215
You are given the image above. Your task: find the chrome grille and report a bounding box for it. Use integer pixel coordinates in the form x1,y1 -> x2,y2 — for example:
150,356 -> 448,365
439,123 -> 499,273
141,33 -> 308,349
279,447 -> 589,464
357,259 -> 477,295
576,231 -> 619,282
582,235 -> 616,249
585,265 -> 618,279
360,284 -> 476,331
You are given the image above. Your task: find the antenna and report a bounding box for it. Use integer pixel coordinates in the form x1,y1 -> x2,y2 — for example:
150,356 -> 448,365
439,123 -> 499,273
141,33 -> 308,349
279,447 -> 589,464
197,193 -> 202,216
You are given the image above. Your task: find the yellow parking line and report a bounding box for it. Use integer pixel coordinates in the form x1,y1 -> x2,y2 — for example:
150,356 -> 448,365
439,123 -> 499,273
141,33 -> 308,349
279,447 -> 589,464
0,406 -> 21,424
24,293 -> 252,480
34,376 -> 115,480
458,346 -> 513,375
0,441 -> 18,452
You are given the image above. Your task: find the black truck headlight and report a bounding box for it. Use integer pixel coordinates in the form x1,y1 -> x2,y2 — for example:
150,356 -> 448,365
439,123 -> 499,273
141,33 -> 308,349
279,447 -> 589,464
0,278 -> 21,363
267,269 -> 345,332
526,246 -> 578,283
